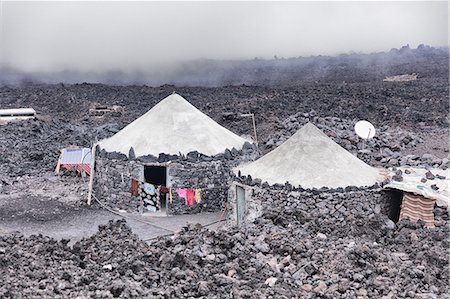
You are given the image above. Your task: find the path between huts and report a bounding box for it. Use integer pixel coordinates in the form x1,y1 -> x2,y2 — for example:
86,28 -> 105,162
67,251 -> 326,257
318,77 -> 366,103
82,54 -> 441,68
0,172 -> 222,244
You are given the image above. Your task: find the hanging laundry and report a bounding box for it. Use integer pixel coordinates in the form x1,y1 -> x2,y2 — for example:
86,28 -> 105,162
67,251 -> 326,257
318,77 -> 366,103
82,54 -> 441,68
176,189 -> 188,198
176,189 -> 188,205
143,183 -> 156,195
186,189 -> 195,206
142,194 -> 159,211
131,178 -> 139,197
146,205 -> 157,212
194,189 -> 201,203
143,197 -> 154,205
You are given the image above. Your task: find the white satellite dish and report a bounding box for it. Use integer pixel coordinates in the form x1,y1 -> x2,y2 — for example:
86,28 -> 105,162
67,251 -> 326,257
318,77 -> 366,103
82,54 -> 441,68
354,120 -> 376,139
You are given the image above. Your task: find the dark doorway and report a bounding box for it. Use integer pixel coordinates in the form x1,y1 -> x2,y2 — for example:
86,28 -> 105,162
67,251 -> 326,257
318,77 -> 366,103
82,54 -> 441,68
144,165 -> 166,185
144,165 -> 167,210
388,190 -> 403,222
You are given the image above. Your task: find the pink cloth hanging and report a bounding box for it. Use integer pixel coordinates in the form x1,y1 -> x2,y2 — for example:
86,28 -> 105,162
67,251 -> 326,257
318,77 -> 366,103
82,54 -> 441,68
176,189 -> 188,205
176,189 -> 188,198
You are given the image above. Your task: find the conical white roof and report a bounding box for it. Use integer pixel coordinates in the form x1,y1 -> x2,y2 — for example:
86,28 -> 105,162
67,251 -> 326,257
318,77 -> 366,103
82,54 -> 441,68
236,123 -> 382,189
99,93 -> 248,157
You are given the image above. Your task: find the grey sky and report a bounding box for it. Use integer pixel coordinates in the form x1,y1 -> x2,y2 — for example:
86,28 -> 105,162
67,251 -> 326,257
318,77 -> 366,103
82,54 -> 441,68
1,1 -> 448,72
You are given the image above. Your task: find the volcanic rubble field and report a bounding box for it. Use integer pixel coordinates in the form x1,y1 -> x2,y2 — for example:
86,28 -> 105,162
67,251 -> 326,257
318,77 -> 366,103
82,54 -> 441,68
0,50 -> 449,298
1,202 -> 449,299
0,77 -> 449,186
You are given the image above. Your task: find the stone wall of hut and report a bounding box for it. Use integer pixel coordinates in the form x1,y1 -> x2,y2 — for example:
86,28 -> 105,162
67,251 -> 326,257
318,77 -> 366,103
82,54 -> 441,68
93,143 -> 257,214
228,183 -> 388,226
228,181 -> 448,229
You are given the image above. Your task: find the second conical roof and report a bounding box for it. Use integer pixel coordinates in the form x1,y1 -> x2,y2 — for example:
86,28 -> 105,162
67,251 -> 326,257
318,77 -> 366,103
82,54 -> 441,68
236,122 -> 381,188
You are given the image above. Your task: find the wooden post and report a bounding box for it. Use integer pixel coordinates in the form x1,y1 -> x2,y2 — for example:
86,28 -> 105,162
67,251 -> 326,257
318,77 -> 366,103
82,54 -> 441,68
241,113 -> 259,151
251,113 -> 258,146
55,150 -> 63,174
87,144 -> 97,205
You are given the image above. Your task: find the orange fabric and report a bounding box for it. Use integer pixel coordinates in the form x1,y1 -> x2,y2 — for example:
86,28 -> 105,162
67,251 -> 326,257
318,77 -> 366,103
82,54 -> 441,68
400,192 -> 436,228
194,189 -> 201,203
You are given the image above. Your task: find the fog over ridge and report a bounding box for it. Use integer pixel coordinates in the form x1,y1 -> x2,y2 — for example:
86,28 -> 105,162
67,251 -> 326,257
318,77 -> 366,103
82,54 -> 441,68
1,1 -> 447,74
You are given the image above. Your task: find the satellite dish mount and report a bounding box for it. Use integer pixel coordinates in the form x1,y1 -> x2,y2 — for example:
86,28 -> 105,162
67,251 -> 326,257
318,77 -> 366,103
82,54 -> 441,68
354,120 -> 376,151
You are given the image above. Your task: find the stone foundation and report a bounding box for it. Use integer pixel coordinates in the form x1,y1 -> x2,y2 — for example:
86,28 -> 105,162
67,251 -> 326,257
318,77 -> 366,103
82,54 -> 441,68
93,144 -> 257,214
228,182 -> 448,229
228,183 -> 388,226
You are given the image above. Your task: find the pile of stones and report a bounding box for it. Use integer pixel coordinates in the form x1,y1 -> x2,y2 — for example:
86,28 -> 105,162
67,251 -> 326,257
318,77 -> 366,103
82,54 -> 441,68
1,190 -> 448,298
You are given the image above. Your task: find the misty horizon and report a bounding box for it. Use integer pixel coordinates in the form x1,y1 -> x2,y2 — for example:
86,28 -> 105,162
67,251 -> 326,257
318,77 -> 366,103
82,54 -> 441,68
1,1 -> 448,74
1,42 -> 447,69
1,44 -> 448,87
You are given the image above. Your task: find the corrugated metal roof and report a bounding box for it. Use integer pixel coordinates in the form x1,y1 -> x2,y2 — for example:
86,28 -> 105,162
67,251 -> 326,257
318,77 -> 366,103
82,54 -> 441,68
384,167 -> 449,209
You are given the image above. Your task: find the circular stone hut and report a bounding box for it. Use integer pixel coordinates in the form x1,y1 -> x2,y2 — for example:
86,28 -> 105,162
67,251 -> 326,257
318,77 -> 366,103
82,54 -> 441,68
91,93 -> 257,215
229,122 -> 385,226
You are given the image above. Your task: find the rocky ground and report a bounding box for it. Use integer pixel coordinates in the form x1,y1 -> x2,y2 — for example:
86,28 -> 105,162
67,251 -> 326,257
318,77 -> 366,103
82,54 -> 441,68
0,48 -> 448,298
1,211 -> 448,298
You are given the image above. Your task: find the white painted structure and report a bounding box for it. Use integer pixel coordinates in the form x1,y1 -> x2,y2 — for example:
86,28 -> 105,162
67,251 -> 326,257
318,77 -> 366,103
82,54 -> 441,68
98,93 -> 248,157
0,108 -> 36,121
236,123 -> 383,189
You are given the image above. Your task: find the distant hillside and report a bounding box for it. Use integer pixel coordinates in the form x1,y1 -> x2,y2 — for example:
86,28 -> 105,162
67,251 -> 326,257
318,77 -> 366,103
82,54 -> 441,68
1,45 -> 448,87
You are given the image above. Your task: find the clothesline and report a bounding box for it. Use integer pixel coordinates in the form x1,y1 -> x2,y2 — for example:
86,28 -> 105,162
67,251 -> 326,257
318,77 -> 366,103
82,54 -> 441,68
175,188 -> 201,206
130,177 -> 227,193
131,177 -> 228,209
